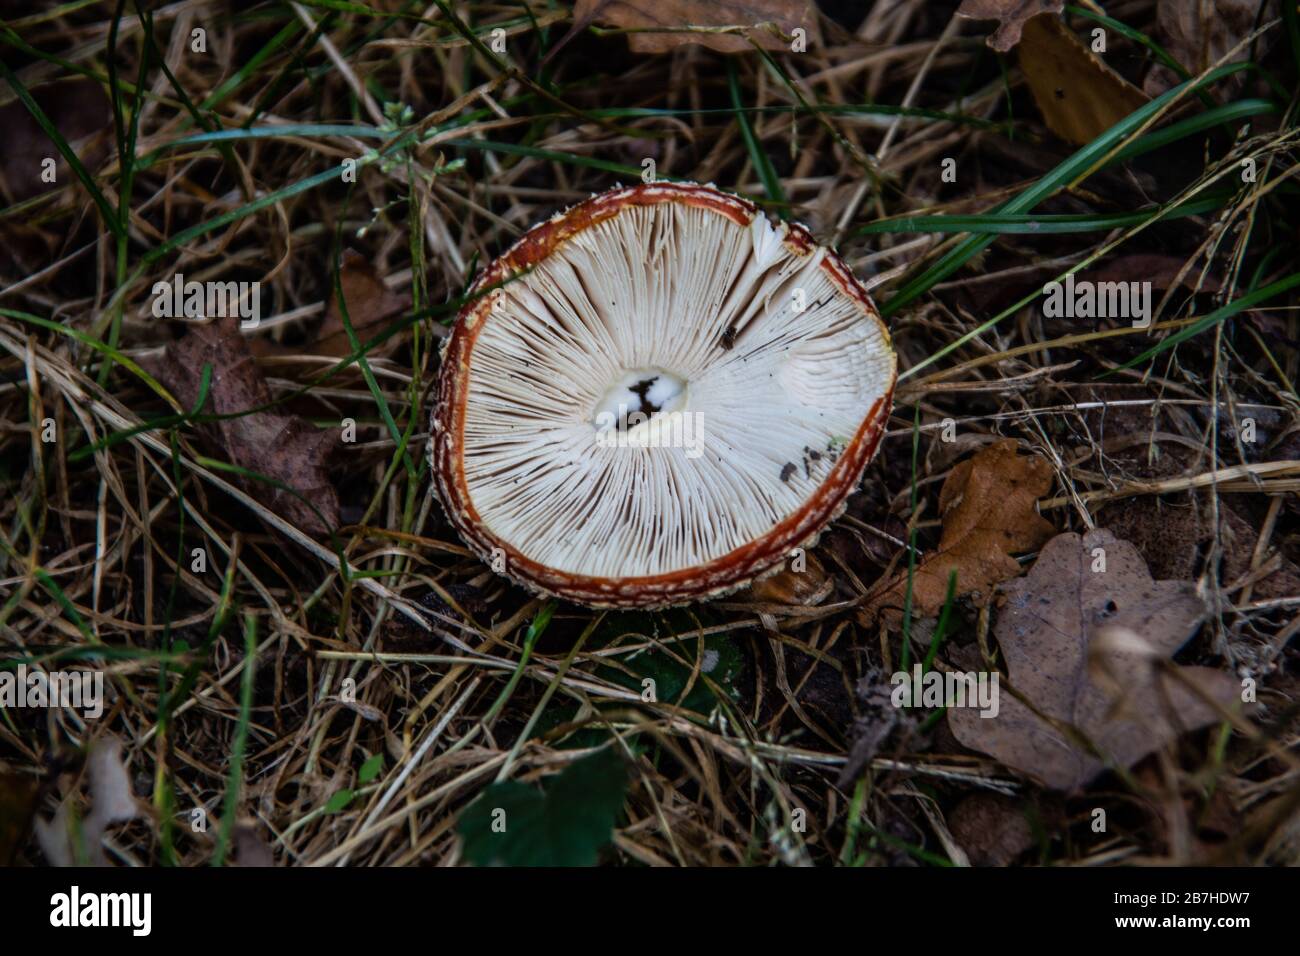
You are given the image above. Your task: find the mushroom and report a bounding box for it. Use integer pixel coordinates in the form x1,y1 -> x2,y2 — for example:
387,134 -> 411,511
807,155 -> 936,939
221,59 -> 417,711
432,182 -> 896,608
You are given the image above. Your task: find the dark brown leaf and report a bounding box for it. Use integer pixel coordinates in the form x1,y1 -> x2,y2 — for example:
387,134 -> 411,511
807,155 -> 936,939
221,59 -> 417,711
153,317 -> 340,536
0,772 -> 40,865
949,529 -> 1244,791
314,249 -> 410,357
949,793 -> 1036,866
0,77 -> 111,204
1144,0 -> 1273,98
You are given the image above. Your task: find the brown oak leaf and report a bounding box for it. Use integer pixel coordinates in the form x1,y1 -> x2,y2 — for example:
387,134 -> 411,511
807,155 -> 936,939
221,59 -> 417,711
949,529 -> 1244,791
313,249 -> 410,357
1017,14 -> 1149,145
861,440 -> 1055,626
152,317 -> 340,536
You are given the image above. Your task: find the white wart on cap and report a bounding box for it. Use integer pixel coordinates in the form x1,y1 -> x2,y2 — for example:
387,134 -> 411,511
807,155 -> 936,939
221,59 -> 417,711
432,182 -> 896,608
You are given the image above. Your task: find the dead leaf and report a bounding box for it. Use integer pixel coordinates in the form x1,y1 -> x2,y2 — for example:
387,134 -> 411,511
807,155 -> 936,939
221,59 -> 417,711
949,529 -> 1243,791
314,249 -> 410,357
1018,14 -> 1149,145
573,0 -> 816,54
1084,254 -> 1222,294
956,0 -> 1063,52
862,440 -> 1056,626
151,317 -> 340,536
34,735 -> 142,866
1144,0 -> 1273,98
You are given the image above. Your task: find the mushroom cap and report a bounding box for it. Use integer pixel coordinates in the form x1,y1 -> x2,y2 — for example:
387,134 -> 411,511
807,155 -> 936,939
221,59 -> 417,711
432,182 -> 896,608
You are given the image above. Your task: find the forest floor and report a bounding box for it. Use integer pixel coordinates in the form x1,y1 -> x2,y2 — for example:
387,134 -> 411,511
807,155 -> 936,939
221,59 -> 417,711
1,0 -> 1298,867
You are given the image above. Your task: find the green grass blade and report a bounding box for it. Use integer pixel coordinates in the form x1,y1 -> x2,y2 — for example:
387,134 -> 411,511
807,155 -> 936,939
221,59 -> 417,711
859,193 -> 1231,236
211,612 -> 257,866
1105,272 -> 1300,374
881,62 -> 1253,318
727,60 -> 786,211
0,57 -> 124,240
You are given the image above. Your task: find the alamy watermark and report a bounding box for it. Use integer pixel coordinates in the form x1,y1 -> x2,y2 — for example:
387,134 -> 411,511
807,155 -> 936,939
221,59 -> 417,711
1043,273 -> 1152,329
890,664 -> 999,718
593,406 -> 706,460
0,664 -> 104,718
150,273 -> 260,328
50,886 -> 150,936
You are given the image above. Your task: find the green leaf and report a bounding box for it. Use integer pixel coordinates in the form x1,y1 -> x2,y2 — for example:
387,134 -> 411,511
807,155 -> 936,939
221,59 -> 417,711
458,748 -> 627,867
323,789 -> 356,814
358,753 -> 384,785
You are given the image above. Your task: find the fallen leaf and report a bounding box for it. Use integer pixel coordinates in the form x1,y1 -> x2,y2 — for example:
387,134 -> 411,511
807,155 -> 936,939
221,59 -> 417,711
573,0 -> 816,54
861,440 -> 1056,626
1084,253 -> 1222,294
1144,0 -> 1273,98
314,249 -> 409,357
34,735 -> 142,866
151,316 -> 340,536
458,748 -> 627,866
956,0 -> 1063,52
949,529 -> 1243,791
1018,14 -> 1149,145
1101,494 -> 1300,604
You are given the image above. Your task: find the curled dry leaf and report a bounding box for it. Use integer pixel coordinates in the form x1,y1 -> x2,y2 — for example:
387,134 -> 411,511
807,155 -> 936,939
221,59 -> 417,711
574,0 -> 817,54
1017,14 -> 1149,145
34,735 -> 142,866
314,249 -> 410,358
949,529 -> 1244,791
956,0 -> 1063,53
151,317 -> 340,536
861,439 -> 1056,626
